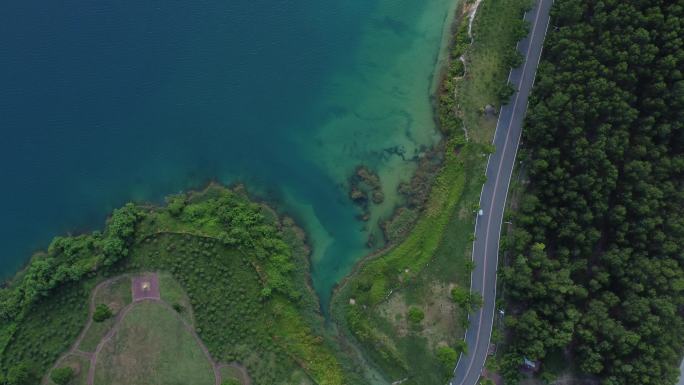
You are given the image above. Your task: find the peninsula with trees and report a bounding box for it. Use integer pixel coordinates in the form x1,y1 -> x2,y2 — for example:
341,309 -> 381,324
0,185 -> 362,385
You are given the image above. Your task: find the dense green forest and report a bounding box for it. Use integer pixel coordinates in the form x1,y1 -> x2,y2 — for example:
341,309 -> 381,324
501,1 -> 684,384
0,185 -> 361,385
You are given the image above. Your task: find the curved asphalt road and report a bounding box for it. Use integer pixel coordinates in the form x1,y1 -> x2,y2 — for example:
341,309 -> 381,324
450,0 -> 553,384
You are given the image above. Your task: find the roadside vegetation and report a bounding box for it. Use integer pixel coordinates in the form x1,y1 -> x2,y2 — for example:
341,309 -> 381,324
500,1 -> 684,384
0,184 -> 363,385
332,0 -> 534,383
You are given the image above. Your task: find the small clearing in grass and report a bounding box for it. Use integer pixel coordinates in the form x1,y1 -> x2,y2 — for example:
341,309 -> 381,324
419,282 -> 460,350
378,282 -> 461,350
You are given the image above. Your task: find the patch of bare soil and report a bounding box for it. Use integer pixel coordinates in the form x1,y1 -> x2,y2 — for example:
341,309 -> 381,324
458,205 -> 471,220
418,282 -> 460,349
377,291 -> 410,337
377,282 -> 461,350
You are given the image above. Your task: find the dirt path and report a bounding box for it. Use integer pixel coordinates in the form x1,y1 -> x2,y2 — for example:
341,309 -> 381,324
42,278 -> 118,385
46,272 -> 251,385
466,0 -> 483,38
86,300 -> 138,385
86,298 -> 222,385
217,363 -> 253,385
449,0 -> 484,142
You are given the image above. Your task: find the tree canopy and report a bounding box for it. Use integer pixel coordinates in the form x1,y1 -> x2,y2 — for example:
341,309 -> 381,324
50,367 -> 74,385
92,304 -> 112,323
502,1 -> 684,384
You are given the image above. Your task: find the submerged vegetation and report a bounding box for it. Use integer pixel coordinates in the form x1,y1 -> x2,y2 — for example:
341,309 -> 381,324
501,1 -> 684,384
349,165 -> 385,247
349,166 -> 384,208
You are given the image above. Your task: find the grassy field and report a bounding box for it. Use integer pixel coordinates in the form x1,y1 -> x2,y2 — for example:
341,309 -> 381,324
94,301 -> 215,385
125,233 -> 348,385
334,144 -> 479,384
347,136 -> 468,307
158,272 -> 194,324
332,0 -> 535,383
79,276 -> 132,352
458,0 -> 533,143
124,234 -> 307,383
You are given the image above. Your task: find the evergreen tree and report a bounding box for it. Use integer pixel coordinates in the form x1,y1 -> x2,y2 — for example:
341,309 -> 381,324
503,1 -> 684,384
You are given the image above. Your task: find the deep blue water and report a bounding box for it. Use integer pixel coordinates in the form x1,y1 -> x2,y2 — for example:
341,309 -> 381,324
0,0 -> 456,305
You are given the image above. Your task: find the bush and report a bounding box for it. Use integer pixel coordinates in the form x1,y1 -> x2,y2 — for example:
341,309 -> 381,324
93,304 -> 113,322
469,292 -> 483,311
451,287 -> 483,312
166,195 -> 186,217
436,346 -> 458,369
454,339 -> 468,355
504,50 -> 524,69
511,19 -> 530,41
450,59 -> 465,77
50,367 -> 74,385
407,307 -> 424,324
451,287 -> 469,307
497,83 -> 516,104
6,363 -> 31,385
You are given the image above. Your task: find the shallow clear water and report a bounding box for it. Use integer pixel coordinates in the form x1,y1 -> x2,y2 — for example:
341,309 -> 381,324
0,0 -> 456,306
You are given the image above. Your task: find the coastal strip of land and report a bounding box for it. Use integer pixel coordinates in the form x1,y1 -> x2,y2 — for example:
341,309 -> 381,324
451,0 -> 553,384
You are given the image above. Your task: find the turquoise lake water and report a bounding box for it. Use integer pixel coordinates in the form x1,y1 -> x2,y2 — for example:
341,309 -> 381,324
0,0 -> 457,306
